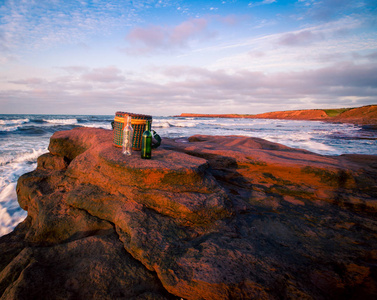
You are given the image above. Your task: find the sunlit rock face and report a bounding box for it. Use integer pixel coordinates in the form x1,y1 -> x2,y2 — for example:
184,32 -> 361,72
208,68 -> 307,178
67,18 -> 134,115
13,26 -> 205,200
1,127 -> 376,300
179,104 -> 377,125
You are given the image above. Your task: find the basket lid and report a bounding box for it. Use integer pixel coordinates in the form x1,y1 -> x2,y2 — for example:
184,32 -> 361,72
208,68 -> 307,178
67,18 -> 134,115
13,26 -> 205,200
115,111 -> 152,119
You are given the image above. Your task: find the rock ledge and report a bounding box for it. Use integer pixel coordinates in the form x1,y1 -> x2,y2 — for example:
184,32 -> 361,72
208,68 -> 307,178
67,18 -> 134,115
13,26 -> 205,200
1,127 -> 377,299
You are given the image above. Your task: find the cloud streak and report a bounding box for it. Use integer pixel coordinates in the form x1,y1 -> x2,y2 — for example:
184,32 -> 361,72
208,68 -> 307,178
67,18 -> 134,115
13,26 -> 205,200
0,0 -> 179,52
0,0 -> 376,115
248,0 -> 276,8
2,62 -> 376,115
124,18 -> 214,54
81,66 -> 126,83
278,30 -> 324,46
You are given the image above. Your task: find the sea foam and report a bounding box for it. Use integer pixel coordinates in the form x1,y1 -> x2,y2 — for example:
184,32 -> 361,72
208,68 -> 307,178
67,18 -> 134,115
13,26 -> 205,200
0,118 -> 30,125
43,118 -> 78,125
0,148 -> 47,166
0,183 -> 27,236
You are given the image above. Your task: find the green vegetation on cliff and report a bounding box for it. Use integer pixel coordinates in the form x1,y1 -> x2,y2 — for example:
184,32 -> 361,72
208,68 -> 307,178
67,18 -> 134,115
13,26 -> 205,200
323,108 -> 352,117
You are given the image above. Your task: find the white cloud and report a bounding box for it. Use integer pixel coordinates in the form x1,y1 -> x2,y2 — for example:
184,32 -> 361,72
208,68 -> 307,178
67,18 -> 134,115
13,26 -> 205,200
124,18 -> 215,55
248,0 -> 276,8
0,0 -> 179,52
205,16 -> 374,73
81,66 -> 126,83
1,0 -> 376,115
2,61 -> 376,115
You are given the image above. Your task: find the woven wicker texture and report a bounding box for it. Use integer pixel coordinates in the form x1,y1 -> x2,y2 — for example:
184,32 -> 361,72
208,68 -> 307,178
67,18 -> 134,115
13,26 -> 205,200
113,112 -> 152,150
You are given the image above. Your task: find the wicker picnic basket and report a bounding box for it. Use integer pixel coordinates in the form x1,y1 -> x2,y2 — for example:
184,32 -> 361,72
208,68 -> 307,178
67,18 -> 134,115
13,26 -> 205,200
113,111 -> 152,150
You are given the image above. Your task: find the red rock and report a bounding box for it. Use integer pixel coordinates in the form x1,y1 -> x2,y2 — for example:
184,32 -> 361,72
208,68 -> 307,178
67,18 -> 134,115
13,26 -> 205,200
37,153 -> 69,170
1,127 -> 377,299
0,233 -> 174,299
333,105 -> 377,125
178,104 -> 377,125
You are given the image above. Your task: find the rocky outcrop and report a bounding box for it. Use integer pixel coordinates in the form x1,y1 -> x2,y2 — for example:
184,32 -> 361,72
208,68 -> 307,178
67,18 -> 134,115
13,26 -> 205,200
237,109 -> 328,120
179,104 -> 377,125
332,105 -> 377,125
1,127 -> 377,299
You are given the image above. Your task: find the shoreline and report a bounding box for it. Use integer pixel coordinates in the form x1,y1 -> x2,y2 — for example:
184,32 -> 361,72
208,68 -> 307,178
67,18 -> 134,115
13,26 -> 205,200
176,104 -> 377,126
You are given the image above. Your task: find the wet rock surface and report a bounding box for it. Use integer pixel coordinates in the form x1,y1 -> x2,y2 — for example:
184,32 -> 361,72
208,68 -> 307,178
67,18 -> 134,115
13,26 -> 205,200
1,127 -> 376,299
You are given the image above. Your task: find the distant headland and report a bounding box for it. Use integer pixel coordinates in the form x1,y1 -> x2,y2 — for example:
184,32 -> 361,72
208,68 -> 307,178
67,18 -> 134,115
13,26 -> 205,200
177,104 -> 377,126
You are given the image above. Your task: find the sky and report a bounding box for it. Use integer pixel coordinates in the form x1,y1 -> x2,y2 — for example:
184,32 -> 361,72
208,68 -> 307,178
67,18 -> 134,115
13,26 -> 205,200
0,0 -> 376,116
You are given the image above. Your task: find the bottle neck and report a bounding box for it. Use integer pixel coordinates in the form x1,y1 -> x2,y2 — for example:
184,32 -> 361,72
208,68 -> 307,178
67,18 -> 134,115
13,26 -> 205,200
146,120 -> 151,131
124,116 -> 132,128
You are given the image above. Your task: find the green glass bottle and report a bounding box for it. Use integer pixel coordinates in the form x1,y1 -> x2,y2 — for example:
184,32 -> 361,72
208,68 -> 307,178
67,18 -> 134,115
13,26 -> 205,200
141,120 -> 152,159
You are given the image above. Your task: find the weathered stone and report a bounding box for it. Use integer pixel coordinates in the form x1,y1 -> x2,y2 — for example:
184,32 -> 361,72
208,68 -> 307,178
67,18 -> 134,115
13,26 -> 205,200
37,153 -> 69,170
0,232 -> 175,300
1,127 -> 376,299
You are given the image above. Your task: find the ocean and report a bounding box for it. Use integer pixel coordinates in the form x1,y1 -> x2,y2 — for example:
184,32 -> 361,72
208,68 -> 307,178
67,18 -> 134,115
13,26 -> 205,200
1,114 -> 376,236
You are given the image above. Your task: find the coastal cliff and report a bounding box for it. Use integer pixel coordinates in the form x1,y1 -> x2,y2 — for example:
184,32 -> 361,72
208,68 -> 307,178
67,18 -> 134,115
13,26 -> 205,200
1,127 -> 377,299
179,104 -> 377,125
